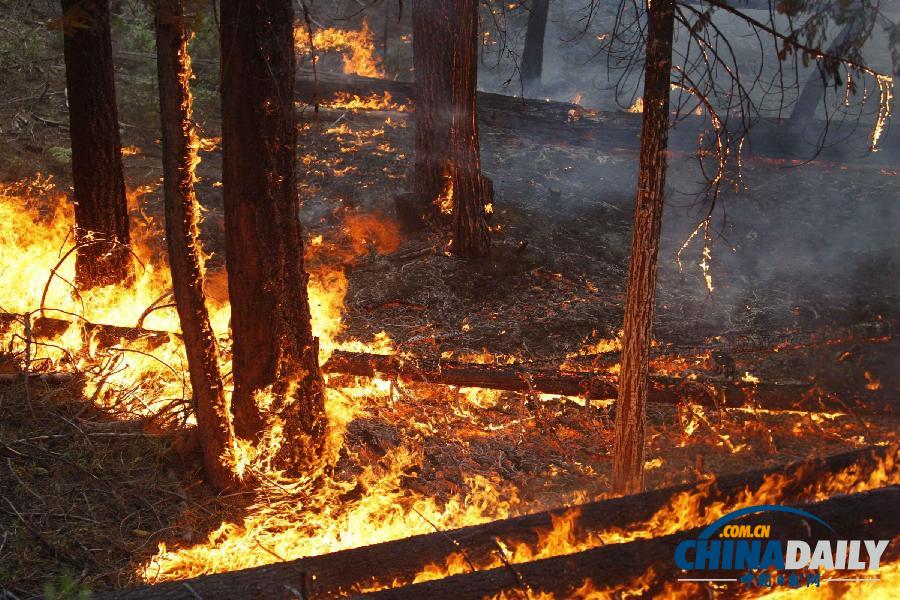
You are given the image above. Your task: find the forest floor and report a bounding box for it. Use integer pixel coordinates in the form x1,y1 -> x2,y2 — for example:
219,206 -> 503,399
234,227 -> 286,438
1,3 -> 898,598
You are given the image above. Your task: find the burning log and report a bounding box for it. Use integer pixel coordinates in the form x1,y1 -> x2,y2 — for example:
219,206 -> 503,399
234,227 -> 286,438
105,445 -> 897,599
322,350 -> 896,414
295,70 -> 899,163
365,486 -> 900,599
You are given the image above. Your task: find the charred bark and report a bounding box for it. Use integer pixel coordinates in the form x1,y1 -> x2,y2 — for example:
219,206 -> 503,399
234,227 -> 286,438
448,0 -> 491,258
155,0 -> 238,490
322,350 -> 897,414
105,445 -> 898,599
410,0 -> 454,226
613,0 -> 676,495
60,0 -> 133,289
521,0 -> 550,96
410,0 -> 490,256
220,0 -> 327,466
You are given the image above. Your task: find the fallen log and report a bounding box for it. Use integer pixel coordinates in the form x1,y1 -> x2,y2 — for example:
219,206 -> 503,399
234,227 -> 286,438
105,444 -> 898,599
3,312 -> 894,414
295,70 -> 900,163
322,350 -> 896,414
363,485 -> 900,600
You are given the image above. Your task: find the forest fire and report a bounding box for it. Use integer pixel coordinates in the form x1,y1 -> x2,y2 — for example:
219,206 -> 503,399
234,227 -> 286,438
1,0 -> 897,598
298,18 -> 384,78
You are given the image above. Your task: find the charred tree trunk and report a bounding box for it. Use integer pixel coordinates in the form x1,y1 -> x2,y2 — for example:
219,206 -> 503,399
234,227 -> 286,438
220,0 -> 327,467
409,0 -> 454,227
521,0 -> 550,96
448,0 -> 491,258
612,0 -> 675,495
408,0 -> 490,256
60,0 -> 133,289
155,1 -> 238,491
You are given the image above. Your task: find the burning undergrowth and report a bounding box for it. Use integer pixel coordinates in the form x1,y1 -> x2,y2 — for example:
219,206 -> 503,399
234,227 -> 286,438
1,127 -> 897,594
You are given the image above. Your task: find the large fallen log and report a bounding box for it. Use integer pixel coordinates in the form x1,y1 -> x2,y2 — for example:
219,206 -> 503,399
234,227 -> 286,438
322,350 -> 896,414
295,70 -> 900,163
105,444 -> 898,599
364,485 -> 900,600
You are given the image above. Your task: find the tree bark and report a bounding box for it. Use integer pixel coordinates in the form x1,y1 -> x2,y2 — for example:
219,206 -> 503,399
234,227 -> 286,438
448,0 -> 491,258
409,0 -> 490,256
521,0 -> 550,96
155,0 -> 239,491
60,0 -> 133,289
612,0 -> 676,495
411,0 -> 454,226
104,445 -> 898,599
220,0 -> 327,467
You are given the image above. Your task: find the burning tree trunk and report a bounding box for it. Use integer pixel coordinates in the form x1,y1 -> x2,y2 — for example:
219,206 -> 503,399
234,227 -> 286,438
521,0 -> 550,96
448,0 -> 491,258
409,0 -> 490,257
612,0 -> 676,495
410,0 -> 454,226
154,0 -> 238,490
220,0 -> 327,465
59,0 -> 133,289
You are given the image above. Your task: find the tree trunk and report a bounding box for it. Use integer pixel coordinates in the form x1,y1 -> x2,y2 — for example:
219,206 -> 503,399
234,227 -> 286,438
448,0 -> 491,258
612,0 -> 675,496
521,0 -> 550,96
409,0 -> 490,257
155,0 -> 239,491
411,0 -> 454,226
60,0 -> 133,289
220,0 -> 327,468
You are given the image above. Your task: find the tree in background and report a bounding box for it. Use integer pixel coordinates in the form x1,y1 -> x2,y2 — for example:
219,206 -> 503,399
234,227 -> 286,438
448,0 -> 491,257
409,0 -> 454,227
60,0 -> 133,289
408,0 -> 491,257
521,0 -> 551,96
154,0 -> 239,490
220,0 -> 327,469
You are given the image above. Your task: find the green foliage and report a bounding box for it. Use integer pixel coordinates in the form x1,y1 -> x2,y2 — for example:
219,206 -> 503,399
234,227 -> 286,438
47,145 -> 73,167
42,573 -> 92,600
